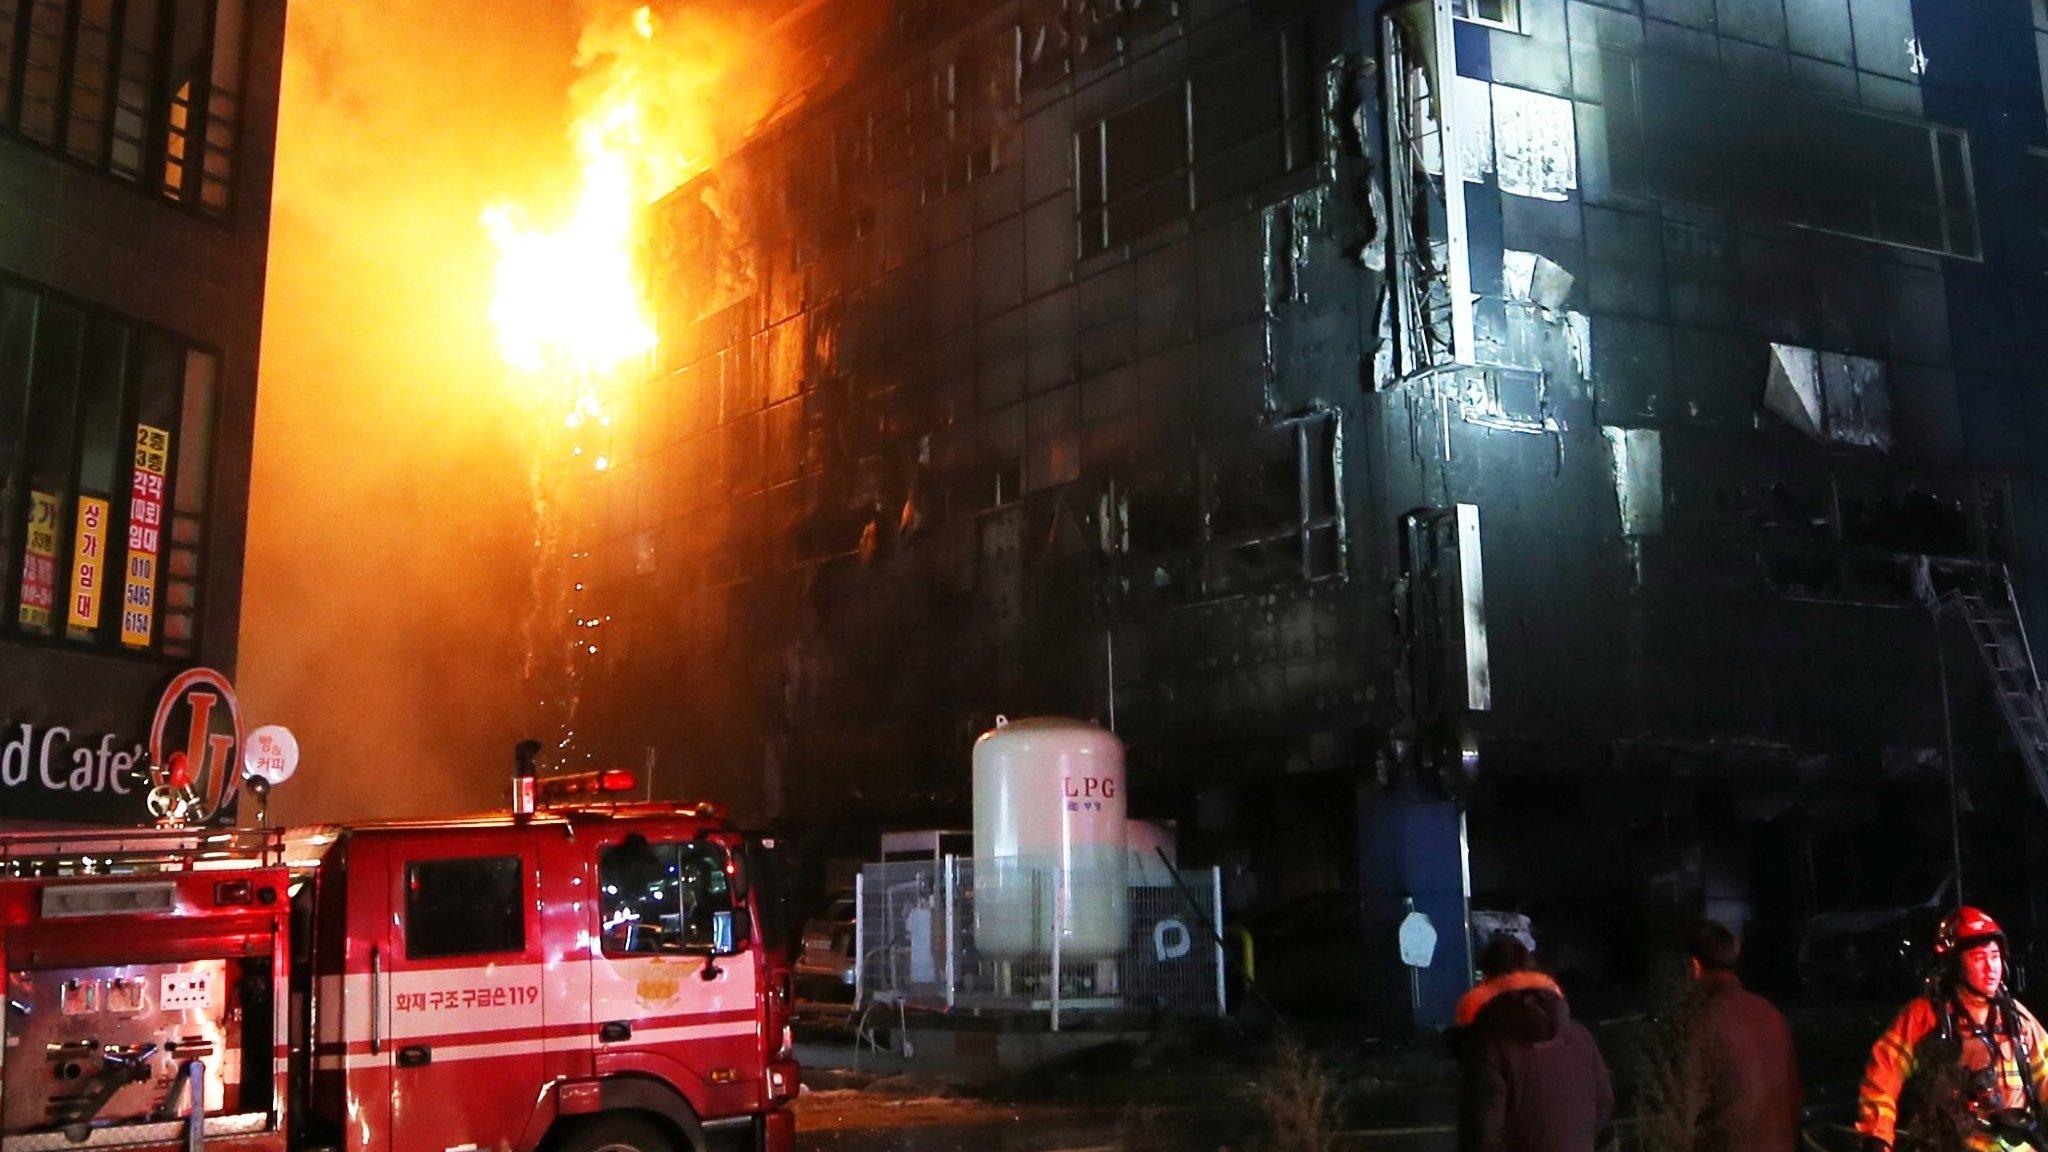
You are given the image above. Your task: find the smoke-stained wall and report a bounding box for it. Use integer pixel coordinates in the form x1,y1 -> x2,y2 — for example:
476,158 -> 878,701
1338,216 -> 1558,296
569,0 -> 2048,969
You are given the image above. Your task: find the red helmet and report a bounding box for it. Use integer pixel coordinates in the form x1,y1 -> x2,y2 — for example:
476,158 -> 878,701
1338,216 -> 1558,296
1935,907 -> 2006,956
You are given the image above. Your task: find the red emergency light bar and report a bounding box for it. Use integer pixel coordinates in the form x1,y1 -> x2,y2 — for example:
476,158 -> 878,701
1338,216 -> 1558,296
538,769 -> 638,803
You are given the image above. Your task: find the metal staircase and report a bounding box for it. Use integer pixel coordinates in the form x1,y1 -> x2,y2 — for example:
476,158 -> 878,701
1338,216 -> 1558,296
1935,565 -> 2048,809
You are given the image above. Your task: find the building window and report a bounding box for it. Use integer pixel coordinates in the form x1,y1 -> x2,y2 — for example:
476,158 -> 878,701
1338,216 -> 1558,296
1452,0 -> 1520,33
1120,411 -> 1345,604
1077,31 -> 1317,256
1602,51 -> 1980,259
0,0 -> 247,216
0,279 -> 218,656
405,856 -> 527,960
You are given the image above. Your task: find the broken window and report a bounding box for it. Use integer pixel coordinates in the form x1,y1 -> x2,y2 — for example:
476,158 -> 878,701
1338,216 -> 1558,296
1077,29 -> 1318,256
1763,343 -> 1894,453
1192,33 -> 1315,208
1602,52 -> 1980,259
923,135 -> 1005,205
1077,83 -> 1188,257
992,459 -> 1023,508
1400,503 -> 1489,714
1118,411 -> 1345,606
1381,1 -> 1475,375
1020,0 -> 1073,93
1451,0 -> 1519,34
1204,412 -> 1344,592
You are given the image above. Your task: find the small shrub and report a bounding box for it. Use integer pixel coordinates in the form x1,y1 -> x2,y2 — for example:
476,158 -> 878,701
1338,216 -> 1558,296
1257,1037 -> 1343,1152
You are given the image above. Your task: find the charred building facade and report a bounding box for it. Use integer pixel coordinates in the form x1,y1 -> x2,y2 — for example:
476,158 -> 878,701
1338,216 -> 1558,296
569,0 -> 2048,1024
0,0 -> 284,824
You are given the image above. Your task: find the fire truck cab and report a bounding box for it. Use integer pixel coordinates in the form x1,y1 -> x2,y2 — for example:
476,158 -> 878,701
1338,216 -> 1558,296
0,780 -> 795,1152
288,792 -> 797,1152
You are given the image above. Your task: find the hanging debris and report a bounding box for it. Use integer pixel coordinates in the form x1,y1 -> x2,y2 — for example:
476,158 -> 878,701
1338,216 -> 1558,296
1765,342 -> 1893,452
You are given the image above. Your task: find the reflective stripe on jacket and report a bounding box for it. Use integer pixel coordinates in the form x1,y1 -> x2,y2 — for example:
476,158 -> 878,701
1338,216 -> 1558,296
1857,994 -> 2048,1149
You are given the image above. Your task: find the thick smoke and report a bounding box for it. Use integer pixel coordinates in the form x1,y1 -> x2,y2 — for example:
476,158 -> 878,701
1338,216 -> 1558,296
243,0 -> 580,823
244,1 -> 786,822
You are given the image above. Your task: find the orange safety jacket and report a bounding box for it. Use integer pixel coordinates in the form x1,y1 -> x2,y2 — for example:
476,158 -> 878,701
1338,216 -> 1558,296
1858,991 -> 2048,1150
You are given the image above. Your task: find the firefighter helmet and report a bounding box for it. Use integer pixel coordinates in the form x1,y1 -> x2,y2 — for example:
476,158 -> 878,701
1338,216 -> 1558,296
1935,906 -> 2006,956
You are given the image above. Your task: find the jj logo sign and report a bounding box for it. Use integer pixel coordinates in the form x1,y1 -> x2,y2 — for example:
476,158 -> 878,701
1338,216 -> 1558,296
147,668 -> 243,825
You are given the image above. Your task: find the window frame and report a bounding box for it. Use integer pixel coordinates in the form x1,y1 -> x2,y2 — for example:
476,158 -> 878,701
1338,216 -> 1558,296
0,0 -> 251,220
1452,0 -> 1522,35
1075,28 -> 1322,259
0,271 -> 221,659
596,837 -> 739,958
402,854 -> 529,962
1600,50 -> 1983,262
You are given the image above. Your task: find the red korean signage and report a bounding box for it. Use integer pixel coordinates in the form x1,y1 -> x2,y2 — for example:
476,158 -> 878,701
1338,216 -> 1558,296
121,424 -> 170,648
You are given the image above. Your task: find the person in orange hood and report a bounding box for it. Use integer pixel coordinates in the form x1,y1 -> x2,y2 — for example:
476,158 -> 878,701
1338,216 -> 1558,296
1458,933 -> 1563,1028
1858,907 -> 2048,1152
1455,932 -> 1611,1152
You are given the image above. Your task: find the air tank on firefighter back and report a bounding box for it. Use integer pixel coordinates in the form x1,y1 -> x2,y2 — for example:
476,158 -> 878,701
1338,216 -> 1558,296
972,716 -> 1128,960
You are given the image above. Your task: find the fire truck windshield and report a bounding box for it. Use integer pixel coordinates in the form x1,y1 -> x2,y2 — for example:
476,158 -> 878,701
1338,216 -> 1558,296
598,837 -> 735,955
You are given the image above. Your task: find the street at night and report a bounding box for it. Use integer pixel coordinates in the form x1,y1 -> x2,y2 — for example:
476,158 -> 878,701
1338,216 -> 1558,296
5,0 -> 2048,1150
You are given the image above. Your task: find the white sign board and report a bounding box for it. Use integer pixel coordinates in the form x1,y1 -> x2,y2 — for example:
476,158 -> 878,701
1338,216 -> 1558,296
1399,910 -> 1438,968
242,725 -> 299,786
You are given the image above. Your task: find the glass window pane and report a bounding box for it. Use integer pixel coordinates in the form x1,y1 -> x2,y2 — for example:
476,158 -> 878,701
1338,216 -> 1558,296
405,856 -> 526,960
1105,85 -> 1185,202
17,301 -> 84,635
1193,41 -> 1284,167
63,318 -> 126,641
1605,50 -> 1977,255
111,0 -> 161,180
66,0 -> 117,162
74,318 -> 127,496
158,0 -> 210,200
198,0 -> 239,211
174,347 -> 214,513
0,0 -> 21,111
0,286 -> 39,613
600,839 -> 733,954
206,0 -> 238,90
20,0 -> 67,144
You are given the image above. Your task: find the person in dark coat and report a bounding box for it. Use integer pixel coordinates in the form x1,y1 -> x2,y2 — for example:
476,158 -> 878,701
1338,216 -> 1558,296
1684,920 -> 1803,1152
1458,942 -> 1614,1152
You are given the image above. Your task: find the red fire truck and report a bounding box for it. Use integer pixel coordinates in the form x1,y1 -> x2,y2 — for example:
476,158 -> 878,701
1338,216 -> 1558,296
0,772 -> 798,1152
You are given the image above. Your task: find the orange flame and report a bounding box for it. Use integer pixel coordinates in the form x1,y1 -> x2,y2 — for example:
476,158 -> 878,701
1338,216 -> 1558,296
484,2 -> 763,383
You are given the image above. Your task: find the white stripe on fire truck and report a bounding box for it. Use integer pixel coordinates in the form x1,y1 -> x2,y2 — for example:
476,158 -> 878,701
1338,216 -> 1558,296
311,1019 -> 757,1071
316,958 -> 756,1045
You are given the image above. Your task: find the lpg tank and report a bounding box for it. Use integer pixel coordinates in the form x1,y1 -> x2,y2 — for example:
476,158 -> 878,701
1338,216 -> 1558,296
972,716 -> 1128,960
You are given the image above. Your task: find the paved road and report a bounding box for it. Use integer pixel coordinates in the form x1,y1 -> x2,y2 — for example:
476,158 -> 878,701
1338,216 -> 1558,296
794,1089 -> 1460,1152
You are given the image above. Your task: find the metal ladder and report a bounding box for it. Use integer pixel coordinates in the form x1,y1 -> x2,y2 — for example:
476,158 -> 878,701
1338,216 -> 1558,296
1941,567 -> 2048,808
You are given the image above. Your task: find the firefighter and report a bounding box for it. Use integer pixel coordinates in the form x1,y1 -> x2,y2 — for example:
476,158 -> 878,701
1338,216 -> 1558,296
1858,907 -> 2048,1152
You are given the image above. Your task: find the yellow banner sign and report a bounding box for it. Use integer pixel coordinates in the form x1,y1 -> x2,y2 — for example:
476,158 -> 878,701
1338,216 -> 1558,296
66,495 -> 109,636
18,490 -> 58,631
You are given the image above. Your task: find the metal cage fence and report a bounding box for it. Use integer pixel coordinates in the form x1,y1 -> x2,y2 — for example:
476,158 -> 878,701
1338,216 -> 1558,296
855,857 -> 1225,1029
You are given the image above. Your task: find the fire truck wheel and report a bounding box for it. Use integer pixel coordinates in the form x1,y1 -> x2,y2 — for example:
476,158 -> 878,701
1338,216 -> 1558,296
562,1114 -> 678,1152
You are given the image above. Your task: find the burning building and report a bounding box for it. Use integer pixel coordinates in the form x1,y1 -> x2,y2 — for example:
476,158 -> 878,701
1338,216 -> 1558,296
536,0 -> 2048,1027
0,0 -> 285,824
